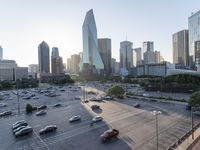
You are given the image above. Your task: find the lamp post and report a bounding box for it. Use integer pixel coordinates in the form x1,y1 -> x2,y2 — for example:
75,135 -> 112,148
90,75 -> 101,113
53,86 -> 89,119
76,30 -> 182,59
16,79 -> 20,115
151,110 -> 161,150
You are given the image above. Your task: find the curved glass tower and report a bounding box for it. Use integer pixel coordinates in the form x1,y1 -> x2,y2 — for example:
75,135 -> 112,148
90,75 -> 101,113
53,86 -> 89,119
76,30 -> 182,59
81,9 -> 104,74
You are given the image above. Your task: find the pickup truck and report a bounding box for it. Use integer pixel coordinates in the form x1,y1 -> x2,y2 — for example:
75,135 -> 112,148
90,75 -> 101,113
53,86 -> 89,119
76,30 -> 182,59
100,129 -> 119,143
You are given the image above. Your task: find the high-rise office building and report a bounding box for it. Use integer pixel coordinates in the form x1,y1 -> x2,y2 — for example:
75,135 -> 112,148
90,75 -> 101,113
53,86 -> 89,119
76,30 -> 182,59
189,11 -> 200,66
133,47 -> 142,65
67,58 -> 71,73
51,47 -> 63,75
51,47 -> 59,58
143,41 -> 154,64
172,30 -> 189,66
143,41 -> 154,52
0,46 -> 3,60
71,54 -> 81,74
195,41 -> 200,72
154,51 -> 161,64
98,38 -> 111,75
143,51 -> 155,64
120,41 -> 133,69
132,50 -> 137,67
38,41 -> 50,73
80,9 -> 104,74
28,64 -> 39,79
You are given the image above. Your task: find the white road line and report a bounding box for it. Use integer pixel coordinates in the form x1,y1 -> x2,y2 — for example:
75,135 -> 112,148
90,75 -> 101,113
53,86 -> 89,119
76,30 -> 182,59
33,130 -> 51,150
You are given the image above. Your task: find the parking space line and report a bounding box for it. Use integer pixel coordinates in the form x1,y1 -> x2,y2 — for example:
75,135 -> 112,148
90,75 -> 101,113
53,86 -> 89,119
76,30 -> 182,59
33,130 -> 51,150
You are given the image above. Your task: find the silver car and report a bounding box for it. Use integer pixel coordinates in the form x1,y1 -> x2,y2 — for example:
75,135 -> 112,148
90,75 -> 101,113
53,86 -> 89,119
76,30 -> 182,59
36,110 -> 46,116
15,126 -> 33,137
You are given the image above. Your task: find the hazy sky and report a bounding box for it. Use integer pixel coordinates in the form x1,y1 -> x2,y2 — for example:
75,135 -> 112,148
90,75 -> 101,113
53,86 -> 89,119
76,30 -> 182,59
0,0 -> 200,67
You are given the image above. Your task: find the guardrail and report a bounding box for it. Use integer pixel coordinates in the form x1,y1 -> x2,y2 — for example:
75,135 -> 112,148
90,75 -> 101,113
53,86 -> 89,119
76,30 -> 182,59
167,123 -> 200,150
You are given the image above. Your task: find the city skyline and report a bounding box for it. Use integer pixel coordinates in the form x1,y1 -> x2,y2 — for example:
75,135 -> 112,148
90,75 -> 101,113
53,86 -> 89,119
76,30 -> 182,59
0,0 -> 200,66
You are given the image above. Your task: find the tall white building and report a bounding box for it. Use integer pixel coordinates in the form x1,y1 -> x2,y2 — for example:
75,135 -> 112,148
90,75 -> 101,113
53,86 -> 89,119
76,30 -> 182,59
80,9 -> 104,74
0,46 -> 2,60
143,41 -> 154,52
143,41 -> 155,64
189,11 -> 200,66
133,47 -> 142,65
132,49 -> 137,67
120,41 -> 133,69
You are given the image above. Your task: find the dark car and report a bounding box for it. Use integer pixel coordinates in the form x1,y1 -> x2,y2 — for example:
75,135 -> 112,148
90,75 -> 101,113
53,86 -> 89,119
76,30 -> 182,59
53,103 -> 61,107
0,111 -> 12,117
91,105 -> 100,110
39,125 -> 57,135
100,129 -> 119,143
38,105 -> 47,110
134,104 -> 140,108
186,105 -> 191,110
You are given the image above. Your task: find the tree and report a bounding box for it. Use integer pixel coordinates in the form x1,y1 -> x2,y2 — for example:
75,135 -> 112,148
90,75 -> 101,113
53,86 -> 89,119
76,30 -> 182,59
107,85 -> 125,98
189,91 -> 200,107
26,103 -> 33,113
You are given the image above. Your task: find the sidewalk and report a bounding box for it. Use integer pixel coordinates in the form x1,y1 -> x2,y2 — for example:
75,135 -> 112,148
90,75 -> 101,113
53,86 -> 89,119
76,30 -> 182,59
175,127 -> 200,150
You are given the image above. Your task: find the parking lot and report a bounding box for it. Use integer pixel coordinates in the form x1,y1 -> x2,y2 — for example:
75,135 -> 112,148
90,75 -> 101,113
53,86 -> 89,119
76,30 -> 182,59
0,83 -> 199,150
0,85 -> 130,150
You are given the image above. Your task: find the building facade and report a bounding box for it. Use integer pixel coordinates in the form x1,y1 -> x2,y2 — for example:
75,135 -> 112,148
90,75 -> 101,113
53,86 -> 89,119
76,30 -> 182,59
154,51 -> 161,64
120,41 -> 133,69
143,41 -> 154,52
28,64 -> 39,79
188,11 -> 200,66
38,41 -> 50,73
51,47 -> 63,75
0,46 -> 3,60
133,47 -> 142,65
70,54 -> 80,74
98,38 -> 111,75
172,30 -> 189,66
143,51 -> 155,64
80,9 -> 104,74
195,41 -> 200,72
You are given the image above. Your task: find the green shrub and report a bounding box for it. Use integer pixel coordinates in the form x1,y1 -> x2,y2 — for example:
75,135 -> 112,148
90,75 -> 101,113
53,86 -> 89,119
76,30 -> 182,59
26,103 -> 33,113
107,85 -> 125,98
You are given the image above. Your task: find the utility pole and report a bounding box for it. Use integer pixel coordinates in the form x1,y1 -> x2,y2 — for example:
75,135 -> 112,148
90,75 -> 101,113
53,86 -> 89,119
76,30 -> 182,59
17,80 -> 20,115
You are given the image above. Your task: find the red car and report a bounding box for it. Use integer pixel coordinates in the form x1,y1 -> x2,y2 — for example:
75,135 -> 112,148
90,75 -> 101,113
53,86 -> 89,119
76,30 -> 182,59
100,129 -> 119,143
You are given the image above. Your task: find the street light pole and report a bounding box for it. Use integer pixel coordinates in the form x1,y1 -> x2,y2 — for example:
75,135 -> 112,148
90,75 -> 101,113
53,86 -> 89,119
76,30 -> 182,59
17,80 -> 20,115
191,107 -> 194,139
151,110 -> 161,150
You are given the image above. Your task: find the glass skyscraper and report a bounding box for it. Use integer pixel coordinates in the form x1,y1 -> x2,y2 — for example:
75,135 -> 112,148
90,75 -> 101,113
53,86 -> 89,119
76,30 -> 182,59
38,41 -> 50,73
188,10 -> 200,66
81,9 -> 104,74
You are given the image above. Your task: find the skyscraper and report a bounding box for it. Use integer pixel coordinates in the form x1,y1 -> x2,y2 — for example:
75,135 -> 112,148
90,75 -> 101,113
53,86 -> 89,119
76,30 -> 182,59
71,54 -> 81,74
172,30 -> 189,66
51,47 -> 59,58
154,51 -> 161,64
143,41 -> 155,64
195,41 -> 200,71
133,47 -> 142,65
0,46 -> 3,60
38,41 -> 50,73
81,9 -> 104,74
120,41 -> 133,69
143,41 -> 154,52
98,38 -> 111,75
51,47 -> 63,75
188,11 -> 200,66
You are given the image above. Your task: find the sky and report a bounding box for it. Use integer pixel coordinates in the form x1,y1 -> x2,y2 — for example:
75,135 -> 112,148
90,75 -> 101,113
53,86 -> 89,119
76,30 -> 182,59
0,0 -> 200,67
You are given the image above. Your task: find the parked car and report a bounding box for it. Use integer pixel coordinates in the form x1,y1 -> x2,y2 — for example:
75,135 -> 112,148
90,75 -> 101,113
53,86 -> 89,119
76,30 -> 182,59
0,103 -> 7,107
193,111 -> 200,116
186,105 -> 191,110
12,120 -> 26,128
69,115 -> 81,122
91,105 -> 100,110
134,103 -> 141,108
13,122 -> 28,130
103,96 -> 113,100
36,110 -> 46,116
13,125 -> 27,134
74,96 -> 81,100
39,125 -> 57,135
92,116 -> 103,123
0,111 -> 12,117
38,105 -> 47,110
15,126 -> 33,137
100,129 -> 119,143
53,103 -> 61,107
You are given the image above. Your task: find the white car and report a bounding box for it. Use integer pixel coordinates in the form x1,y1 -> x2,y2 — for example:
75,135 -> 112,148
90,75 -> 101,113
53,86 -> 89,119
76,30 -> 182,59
36,110 -> 46,116
0,103 -> 7,107
12,120 -> 26,128
15,126 -> 33,137
69,115 -> 81,122
143,93 -> 149,97
92,116 -> 103,122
